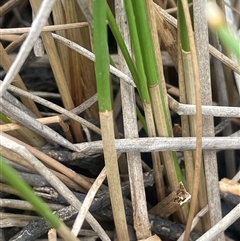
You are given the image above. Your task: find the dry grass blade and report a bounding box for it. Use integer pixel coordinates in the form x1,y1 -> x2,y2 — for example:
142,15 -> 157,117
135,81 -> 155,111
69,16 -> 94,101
1,91 -> 98,135
140,1 -> 185,225
1,116 -> 73,142
1,90 -> 46,146
177,205 -> 209,241
76,0 -> 93,25
193,1 -> 224,239
0,23 -> 88,34
0,198 -> 65,211
69,1 -> 99,121
146,0 -> 166,203
64,0 -> 84,107
115,0 -> 151,238
0,212 -> 40,228
29,0 -> 83,143
0,0 -> 57,97
52,0 -> 71,90
0,0 -> 22,17
0,134 -> 110,241
71,167 -> 106,236
144,102 -> 167,202
74,136 -> 240,153
154,6 -> 178,69
210,29 -> 236,178
219,178 -> 240,196
177,29 -> 195,205
1,1 -> 239,240
0,43 -> 41,117
1,98 -> 78,151
1,133 -> 93,191
52,33 -> 136,86
196,203 -> 240,241
4,33 -> 27,53
48,229 -> 57,241
0,146 -> 86,193
179,0 -> 205,238
4,82 -> 101,135
100,112 -> 129,240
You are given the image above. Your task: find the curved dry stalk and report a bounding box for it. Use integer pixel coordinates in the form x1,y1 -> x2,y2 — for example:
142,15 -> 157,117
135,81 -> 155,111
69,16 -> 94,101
208,45 -> 240,75
168,96 -> 240,117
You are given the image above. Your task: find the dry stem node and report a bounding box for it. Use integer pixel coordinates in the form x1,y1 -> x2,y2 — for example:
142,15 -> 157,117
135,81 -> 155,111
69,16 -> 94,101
149,182 -> 191,218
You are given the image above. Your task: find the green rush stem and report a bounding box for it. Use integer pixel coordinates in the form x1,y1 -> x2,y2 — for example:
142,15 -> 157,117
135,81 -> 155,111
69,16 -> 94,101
0,156 -> 60,228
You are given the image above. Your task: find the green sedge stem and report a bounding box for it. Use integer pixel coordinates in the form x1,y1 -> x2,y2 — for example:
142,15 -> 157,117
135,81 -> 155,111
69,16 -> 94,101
0,156 -> 60,228
132,0 -> 183,182
106,5 -> 140,89
131,0 -> 173,132
0,113 -> 11,123
106,3 -> 149,130
131,1 -> 171,137
178,0 -> 190,51
123,0 -> 150,103
132,0 -> 158,87
217,27 -> 240,60
93,0 -> 111,112
136,106 -> 147,134
206,1 -> 240,61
